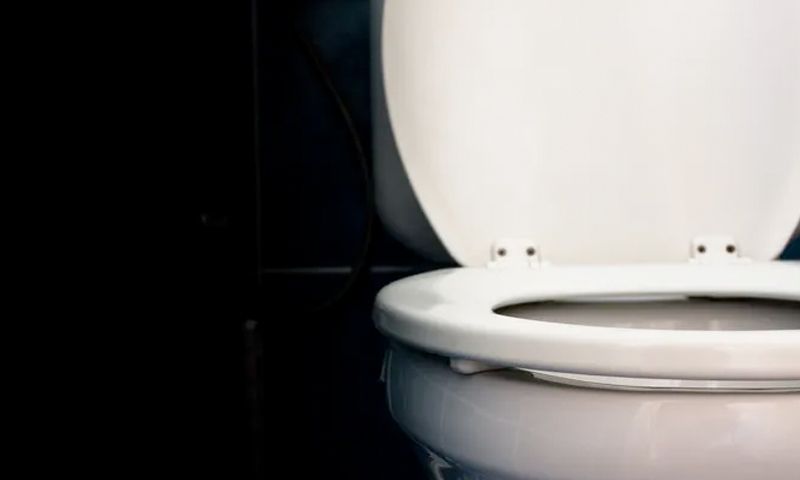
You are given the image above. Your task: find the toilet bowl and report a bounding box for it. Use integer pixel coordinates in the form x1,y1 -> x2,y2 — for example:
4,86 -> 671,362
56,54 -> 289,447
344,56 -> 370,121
376,265 -> 800,479
371,1 -> 800,478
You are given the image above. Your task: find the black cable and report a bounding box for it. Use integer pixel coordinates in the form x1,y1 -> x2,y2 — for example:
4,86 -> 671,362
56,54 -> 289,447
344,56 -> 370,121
294,31 -> 376,313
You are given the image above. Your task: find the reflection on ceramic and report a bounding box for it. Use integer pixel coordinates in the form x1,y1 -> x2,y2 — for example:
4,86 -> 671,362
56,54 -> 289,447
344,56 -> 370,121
386,345 -> 800,480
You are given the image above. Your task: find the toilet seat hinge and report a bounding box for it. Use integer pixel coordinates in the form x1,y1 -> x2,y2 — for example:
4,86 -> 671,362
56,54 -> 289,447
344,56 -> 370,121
489,238 -> 544,268
690,235 -> 751,264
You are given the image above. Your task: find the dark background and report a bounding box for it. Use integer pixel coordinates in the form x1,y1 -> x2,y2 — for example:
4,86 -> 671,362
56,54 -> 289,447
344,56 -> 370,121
180,1 -> 800,478
184,1 -> 446,478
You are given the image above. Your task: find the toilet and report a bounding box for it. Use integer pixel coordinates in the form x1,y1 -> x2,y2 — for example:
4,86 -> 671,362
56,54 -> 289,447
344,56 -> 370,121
370,1 -> 800,479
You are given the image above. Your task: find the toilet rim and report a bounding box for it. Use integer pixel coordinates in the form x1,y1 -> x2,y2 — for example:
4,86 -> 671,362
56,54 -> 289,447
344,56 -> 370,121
374,262 -> 800,381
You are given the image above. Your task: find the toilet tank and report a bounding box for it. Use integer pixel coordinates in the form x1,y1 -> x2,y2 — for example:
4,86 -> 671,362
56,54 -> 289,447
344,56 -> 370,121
371,0 -> 800,265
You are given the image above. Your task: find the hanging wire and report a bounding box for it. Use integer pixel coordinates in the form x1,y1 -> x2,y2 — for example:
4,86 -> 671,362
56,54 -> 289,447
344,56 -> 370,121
293,31 -> 376,313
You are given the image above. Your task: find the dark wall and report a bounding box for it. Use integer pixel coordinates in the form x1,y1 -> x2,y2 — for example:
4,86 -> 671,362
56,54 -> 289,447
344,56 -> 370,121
260,1 -> 432,269
254,2 -> 444,479
782,235 -> 800,259
182,1 -> 441,478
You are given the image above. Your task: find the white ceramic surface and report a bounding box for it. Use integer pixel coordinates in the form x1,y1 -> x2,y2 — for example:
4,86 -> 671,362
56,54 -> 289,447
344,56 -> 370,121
385,345 -> 800,480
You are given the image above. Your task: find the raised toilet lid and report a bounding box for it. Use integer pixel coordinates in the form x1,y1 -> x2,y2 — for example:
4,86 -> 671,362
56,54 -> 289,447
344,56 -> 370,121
381,0 -> 800,265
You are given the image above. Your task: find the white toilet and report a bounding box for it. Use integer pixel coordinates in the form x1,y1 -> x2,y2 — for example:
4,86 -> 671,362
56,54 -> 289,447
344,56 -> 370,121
370,1 -> 800,479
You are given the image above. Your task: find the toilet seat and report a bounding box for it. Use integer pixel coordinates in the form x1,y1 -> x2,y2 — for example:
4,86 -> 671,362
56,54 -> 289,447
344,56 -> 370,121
375,262 -> 800,382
